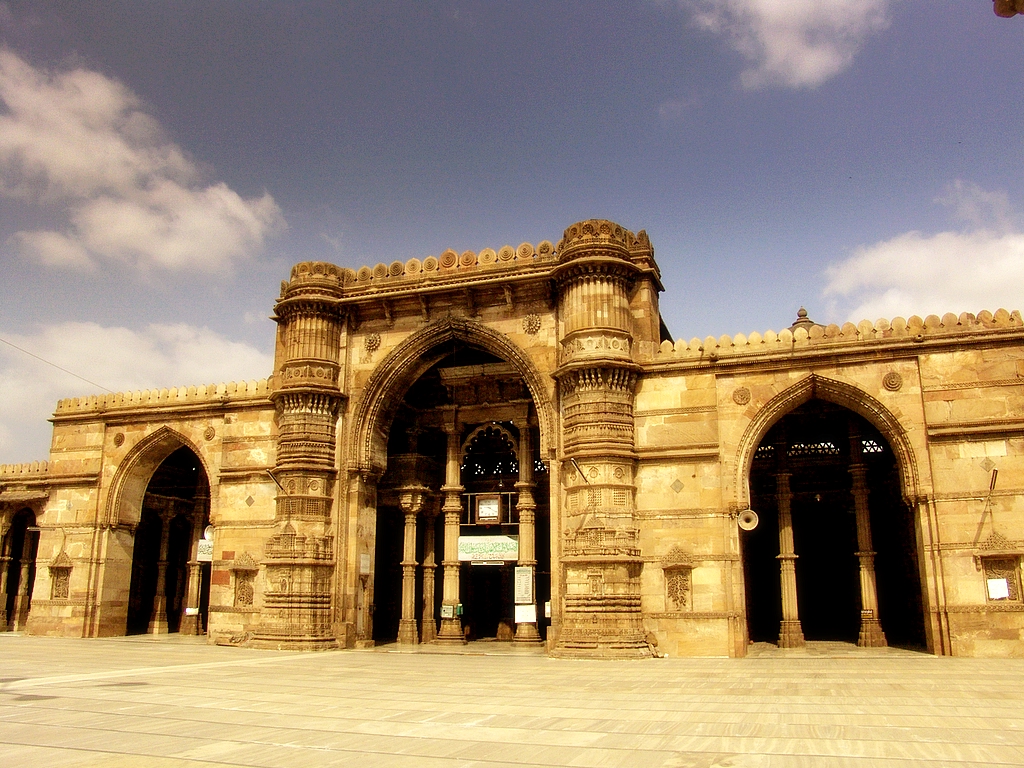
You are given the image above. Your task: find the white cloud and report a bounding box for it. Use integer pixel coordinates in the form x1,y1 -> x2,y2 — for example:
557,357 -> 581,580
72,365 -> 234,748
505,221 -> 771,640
824,182 -> 1024,322
678,0 -> 891,89
0,49 -> 284,272
0,322 -> 274,464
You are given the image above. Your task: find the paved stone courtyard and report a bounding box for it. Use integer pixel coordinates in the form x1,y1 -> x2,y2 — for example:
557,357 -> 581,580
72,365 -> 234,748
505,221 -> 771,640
0,635 -> 1022,767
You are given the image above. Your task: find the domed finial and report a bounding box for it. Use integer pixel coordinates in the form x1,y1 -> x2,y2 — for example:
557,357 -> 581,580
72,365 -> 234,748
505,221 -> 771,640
791,307 -> 815,330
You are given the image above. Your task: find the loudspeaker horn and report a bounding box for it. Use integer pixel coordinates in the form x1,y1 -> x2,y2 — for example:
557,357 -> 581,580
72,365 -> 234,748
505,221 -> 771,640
737,509 -> 759,531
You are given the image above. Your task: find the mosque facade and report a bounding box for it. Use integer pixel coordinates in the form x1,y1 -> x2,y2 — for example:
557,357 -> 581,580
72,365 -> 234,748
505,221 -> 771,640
2,219 -> 1023,657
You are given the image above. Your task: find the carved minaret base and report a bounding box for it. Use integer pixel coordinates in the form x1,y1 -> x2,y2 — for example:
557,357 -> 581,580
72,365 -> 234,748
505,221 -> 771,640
554,525 -> 649,658
252,522 -> 336,650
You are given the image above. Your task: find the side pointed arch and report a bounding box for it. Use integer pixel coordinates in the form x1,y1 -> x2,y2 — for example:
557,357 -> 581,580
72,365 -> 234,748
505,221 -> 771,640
734,374 -> 920,506
105,426 -> 211,527
350,317 -> 555,475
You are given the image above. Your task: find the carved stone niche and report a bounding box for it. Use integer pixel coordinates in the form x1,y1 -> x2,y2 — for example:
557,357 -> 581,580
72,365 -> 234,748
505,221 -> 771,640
974,532 -> 1023,603
662,546 -> 694,612
49,551 -> 73,601
231,553 -> 260,609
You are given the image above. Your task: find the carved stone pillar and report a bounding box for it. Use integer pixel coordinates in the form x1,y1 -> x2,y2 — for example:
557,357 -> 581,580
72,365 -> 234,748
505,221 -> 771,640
0,531 -> 10,628
147,509 -> 171,634
181,562 -> 202,635
0,515 -> 9,629
850,434 -> 886,647
435,423 -> 465,644
397,487 -> 426,645
514,422 -> 541,643
0,562 -> 9,629
420,502 -> 439,643
254,262 -> 346,650
776,469 -> 805,648
179,514 -> 203,636
551,220 -> 655,658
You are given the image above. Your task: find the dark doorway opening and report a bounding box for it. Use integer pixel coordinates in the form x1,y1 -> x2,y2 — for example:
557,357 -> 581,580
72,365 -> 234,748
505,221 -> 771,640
370,342 -> 550,644
743,400 -> 926,648
126,446 -> 210,635
3,508 -> 38,630
461,563 -> 512,640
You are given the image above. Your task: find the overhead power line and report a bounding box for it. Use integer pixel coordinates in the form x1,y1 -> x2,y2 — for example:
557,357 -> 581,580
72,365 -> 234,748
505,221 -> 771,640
0,334 -> 116,393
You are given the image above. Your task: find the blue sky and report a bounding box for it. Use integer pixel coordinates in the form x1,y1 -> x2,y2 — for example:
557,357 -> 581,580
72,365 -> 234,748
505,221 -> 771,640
1,1 -> 1022,463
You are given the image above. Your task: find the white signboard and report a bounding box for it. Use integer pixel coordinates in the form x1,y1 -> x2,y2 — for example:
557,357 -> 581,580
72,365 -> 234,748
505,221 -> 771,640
514,565 -> 534,604
988,578 -> 1010,600
196,539 -> 214,563
458,535 -> 518,562
514,604 -> 537,624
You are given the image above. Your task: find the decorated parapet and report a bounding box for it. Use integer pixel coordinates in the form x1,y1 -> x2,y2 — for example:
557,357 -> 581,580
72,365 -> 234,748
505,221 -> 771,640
280,241 -> 558,296
52,380 -> 271,416
654,308 -> 1024,361
0,461 -> 49,477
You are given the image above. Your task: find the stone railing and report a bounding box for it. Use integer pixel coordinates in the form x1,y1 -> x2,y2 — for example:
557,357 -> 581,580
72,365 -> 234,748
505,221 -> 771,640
657,309 -> 1024,360
0,461 -> 49,477
283,240 -> 558,293
53,379 -> 271,416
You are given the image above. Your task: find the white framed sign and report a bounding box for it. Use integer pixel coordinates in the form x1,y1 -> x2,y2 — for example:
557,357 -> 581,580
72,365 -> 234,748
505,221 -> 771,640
196,539 -> 214,563
514,565 -> 534,604
514,604 -> 537,624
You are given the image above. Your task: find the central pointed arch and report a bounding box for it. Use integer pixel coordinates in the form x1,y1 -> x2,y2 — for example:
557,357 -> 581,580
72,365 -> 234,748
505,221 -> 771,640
350,317 -> 555,475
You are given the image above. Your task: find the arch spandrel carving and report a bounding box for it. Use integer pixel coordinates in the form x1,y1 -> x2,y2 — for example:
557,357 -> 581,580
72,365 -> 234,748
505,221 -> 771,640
104,426 -> 212,527
350,318 -> 556,475
731,374 -> 922,507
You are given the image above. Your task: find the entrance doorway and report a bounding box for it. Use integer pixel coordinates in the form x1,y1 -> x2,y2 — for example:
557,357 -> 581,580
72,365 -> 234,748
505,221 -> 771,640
371,343 -> 550,644
126,447 -> 210,635
3,508 -> 38,630
743,400 -> 926,648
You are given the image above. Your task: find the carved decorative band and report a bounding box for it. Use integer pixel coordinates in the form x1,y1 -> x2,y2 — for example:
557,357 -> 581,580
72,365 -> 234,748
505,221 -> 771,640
277,495 -> 331,520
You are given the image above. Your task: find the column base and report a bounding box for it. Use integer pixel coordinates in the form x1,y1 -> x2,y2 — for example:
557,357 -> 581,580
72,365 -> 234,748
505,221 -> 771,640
434,617 -> 466,644
13,597 -> 31,631
857,613 -> 887,648
147,618 -> 169,635
179,614 -> 200,636
778,620 -> 805,648
420,618 -> 437,644
397,618 -> 420,645
513,622 -> 543,643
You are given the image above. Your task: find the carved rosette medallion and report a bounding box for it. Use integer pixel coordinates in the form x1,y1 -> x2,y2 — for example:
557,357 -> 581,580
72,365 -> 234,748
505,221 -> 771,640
204,426 -> 216,441
365,332 -> 381,352
523,314 -> 541,335
882,372 -> 903,392
732,387 -> 751,405
112,432 -> 125,447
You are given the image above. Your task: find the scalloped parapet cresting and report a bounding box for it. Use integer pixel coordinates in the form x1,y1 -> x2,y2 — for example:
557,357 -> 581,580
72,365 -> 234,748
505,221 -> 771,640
656,309 -> 1024,359
52,379 -> 271,415
0,460 -> 49,476
285,241 -> 557,294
